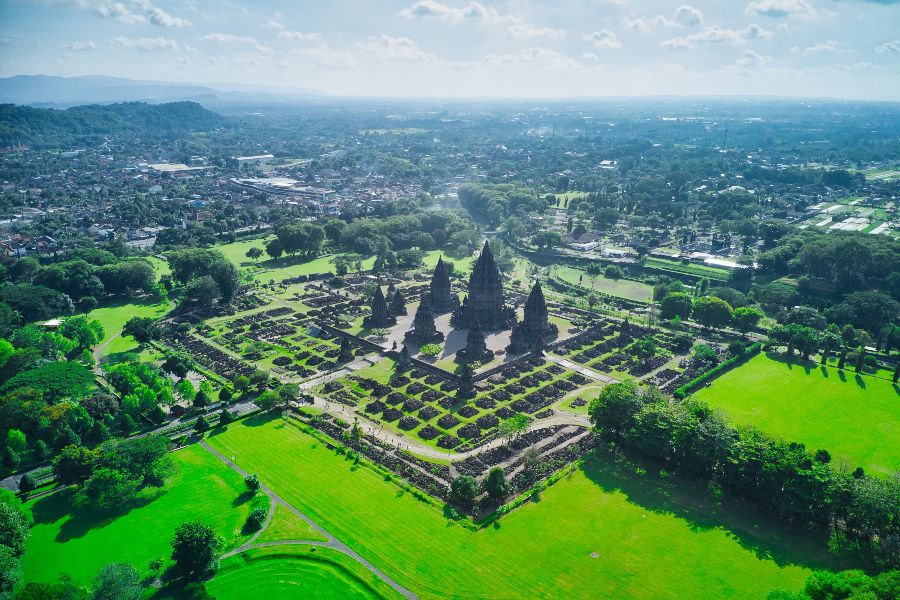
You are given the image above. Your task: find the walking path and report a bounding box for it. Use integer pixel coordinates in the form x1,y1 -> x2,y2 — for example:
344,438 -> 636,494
201,441 -> 418,600
546,354 -> 618,384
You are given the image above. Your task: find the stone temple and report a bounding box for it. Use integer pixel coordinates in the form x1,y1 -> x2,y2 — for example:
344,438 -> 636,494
508,281 -> 556,353
363,286 -> 396,328
405,295 -> 444,345
428,256 -> 454,313
455,241 -> 512,331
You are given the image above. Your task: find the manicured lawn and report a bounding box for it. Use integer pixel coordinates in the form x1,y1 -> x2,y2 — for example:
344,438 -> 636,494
207,417 -> 845,599
208,545 -> 401,600
349,358 -> 397,385
644,257 -> 730,280
256,504 -> 328,544
86,298 -> 171,356
554,266 -> 653,303
21,444 -> 254,584
693,353 -> 899,475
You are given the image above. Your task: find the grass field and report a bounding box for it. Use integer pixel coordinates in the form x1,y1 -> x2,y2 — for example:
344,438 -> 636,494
86,298 -> 171,356
208,545 -> 401,600
256,504 -> 328,544
206,417 -> 849,599
693,353 -> 899,475
643,257 -> 730,280
554,266 -> 653,302
21,444 -> 255,584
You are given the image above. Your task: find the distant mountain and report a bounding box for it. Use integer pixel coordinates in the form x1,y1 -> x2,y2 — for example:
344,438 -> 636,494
0,101 -> 226,147
0,75 -> 321,107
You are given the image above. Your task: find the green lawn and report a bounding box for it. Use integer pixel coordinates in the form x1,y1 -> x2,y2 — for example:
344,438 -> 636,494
86,298 -> 171,356
256,504 -> 328,544
215,237 -> 377,283
208,545 -> 401,600
206,417 -> 844,599
644,257 -> 730,280
554,266 -> 653,303
21,444 -> 254,584
693,353 -> 899,475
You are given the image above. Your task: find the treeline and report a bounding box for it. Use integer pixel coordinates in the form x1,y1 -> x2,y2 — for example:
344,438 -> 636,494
0,316 -> 105,471
0,101 -> 225,147
0,246 -> 163,334
324,207 -> 480,257
167,248 -> 240,314
590,382 -> 900,567
458,183 -> 546,228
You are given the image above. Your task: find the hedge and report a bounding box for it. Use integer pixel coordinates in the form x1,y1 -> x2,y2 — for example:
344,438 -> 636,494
674,342 -> 762,399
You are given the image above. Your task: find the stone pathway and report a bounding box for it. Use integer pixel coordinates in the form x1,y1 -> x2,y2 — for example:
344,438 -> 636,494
201,441 -> 417,600
546,354 -> 618,384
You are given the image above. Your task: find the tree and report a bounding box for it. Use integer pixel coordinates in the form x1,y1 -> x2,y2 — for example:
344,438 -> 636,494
587,293 -> 598,313
60,317 -> 104,352
171,521 -> 224,578
53,445 -> 98,486
449,475 -> 478,510
255,390 -> 279,412
245,247 -> 264,263
218,387 -> 233,404
122,317 -> 160,344
482,467 -> 510,502
589,381 -> 643,440
233,375 -> 250,394
5,430 -> 25,454
193,386 -> 210,409
18,473 -> 36,497
182,276 -> 220,313
693,296 -> 733,329
245,474 -> 261,494
177,379 -> 196,404
193,416 -> 210,433
162,351 -> 193,378
731,306 -> 763,335
0,546 -> 20,598
0,501 -> 30,558
265,238 -> 283,260
498,412 -> 529,442
80,468 -> 139,510
604,265 -> 624,280
91,563 -> 142,600
532,231 -> 563,250
660,292 -> 692,320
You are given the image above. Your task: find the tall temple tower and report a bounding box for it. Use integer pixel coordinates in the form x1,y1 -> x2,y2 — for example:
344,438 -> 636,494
508,281 -> 555,353
428,256 -> 454,313
465,241 -> 509,330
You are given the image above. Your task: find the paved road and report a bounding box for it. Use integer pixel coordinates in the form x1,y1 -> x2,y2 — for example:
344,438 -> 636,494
200,441 -> 417,600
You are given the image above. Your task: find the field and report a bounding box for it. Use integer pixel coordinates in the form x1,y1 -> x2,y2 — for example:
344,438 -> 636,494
553,265 -> 653,303
693,353 -> 899,475
205,416 -> 848,599
86,298 -> 171,356
214,237 -> 375,283
208,545 -> 401,600
21,444 -> 255,583
643,256 -> 730,280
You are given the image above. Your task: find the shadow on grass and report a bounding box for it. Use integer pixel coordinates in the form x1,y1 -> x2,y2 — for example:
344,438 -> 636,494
239,412 -> 280,428
578,450 -> 869,573
31,487 -> 166,543
232,491 -> 255,508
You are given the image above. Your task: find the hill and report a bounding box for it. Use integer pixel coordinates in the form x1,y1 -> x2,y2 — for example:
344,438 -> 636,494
0,101 -> 226,147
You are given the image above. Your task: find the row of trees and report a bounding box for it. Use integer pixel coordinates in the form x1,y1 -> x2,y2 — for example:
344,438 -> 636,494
660,291 -> 764,333
589,382 -> 899,566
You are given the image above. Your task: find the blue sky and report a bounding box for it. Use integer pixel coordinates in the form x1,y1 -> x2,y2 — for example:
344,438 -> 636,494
0,0 -> 898,99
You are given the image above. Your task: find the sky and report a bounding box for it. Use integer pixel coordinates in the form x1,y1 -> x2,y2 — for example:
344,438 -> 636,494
0,0 -> 899,99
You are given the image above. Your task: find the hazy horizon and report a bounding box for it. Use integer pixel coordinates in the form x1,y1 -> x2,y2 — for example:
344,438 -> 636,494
1,0 -> 899,101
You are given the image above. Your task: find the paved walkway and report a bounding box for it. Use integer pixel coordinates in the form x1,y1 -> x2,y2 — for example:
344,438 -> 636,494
201,441 -> 417,600
546,354 -> 618,384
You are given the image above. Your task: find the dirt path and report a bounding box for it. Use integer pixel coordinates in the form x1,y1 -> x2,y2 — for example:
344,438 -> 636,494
201,441 -> 417,600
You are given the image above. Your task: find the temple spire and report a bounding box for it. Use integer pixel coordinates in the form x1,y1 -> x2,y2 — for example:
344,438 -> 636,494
429,256 -> 453,313
508,280 -> 554,354
405,295 -> 444,345
363,286 -> 396,328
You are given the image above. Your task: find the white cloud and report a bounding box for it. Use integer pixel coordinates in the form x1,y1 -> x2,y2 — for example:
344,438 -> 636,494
134,0 -> 191,27
581,52 -> 599,62
96,0 -> 190,27
96,3 -> 146,25
796,40 -> 853,55
745,0 -> 814,19
483,47 -> 580,69
263,19 -> 285,31
202,33 -> 271,52
65,40 -> 96,51
506,24 -> 565,40
736,49 -> 768,67
277,31 -> 321,42
398,1 -> 520,25
875,40 -> 900,54
661,23 -> 772,49
675,5 -> 704,27
0,36 -> 20,46
357,35 -> 443,64
111,36 -> 179,50
582,29 -> 622,49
